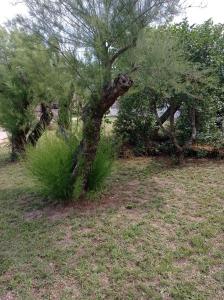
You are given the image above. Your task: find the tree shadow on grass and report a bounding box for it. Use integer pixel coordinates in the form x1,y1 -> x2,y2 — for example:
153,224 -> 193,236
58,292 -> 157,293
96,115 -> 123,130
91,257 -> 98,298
0,156 -> 178,221
0,172 -> 168,223
1,155 -> 221,223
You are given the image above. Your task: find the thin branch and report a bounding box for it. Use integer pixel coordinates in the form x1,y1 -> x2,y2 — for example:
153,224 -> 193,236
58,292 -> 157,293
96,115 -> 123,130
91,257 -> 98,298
110,38 -> 137,65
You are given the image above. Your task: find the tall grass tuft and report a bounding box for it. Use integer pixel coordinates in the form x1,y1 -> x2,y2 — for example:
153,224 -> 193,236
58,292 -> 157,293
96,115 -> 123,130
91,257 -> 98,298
26,132 -> 115,201
26,132 -> 79,201
88,136 -> 115,192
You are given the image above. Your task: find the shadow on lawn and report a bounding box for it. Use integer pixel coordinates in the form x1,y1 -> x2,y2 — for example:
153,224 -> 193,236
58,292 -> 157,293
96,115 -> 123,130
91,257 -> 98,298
0,174 -> 167,223
2,155 -> 222,222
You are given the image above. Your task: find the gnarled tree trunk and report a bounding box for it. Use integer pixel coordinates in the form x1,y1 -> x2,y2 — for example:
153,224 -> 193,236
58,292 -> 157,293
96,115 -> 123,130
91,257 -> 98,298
72,74 -> 133,192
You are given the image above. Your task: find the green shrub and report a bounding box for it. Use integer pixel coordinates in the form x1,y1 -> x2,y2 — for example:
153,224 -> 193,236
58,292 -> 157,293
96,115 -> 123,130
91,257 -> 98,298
87,137 -> 115,192
26,132 -> 115,201
26,132 -> 79,201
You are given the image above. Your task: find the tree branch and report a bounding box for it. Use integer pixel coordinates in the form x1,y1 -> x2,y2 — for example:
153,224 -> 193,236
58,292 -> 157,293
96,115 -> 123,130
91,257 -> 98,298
110,39 -> 137,65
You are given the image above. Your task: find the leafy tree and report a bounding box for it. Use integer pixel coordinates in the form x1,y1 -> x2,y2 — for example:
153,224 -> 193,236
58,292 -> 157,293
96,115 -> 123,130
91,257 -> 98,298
135,28 -> 192,161
172,20 -> 224,141
18,0 -> 182,193
116,21 -> 224,162
0,28 -> 54,158
117,27 -> 213,162
0,27 -> 76,158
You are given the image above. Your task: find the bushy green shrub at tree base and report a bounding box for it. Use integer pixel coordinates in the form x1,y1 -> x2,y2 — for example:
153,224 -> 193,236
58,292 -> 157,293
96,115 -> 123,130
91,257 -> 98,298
26,133 -> 115,201
26,133 -> 78,200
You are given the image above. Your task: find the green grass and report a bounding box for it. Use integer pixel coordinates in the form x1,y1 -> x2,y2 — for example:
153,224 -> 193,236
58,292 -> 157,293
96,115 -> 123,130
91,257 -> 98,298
0,146 -> 224,299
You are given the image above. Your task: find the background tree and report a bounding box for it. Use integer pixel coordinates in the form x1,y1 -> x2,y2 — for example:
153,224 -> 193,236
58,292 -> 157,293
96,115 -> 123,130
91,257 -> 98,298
172,20 -> 224,142
0,27 -> 35,159
115,26 -> 216,162
0,28 -> 70,158
131,27 -> 195,161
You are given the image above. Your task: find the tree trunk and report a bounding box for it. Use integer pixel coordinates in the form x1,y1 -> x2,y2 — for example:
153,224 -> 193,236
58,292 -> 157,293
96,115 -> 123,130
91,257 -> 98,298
27,103 -> 53,146
72,74 -> 133,193
11,131 -> 27,161
175,148 -> 184,165
78,109 -> 103,191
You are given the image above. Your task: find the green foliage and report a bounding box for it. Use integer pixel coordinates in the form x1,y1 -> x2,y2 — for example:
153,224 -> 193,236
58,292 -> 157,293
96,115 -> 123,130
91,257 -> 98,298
19,0 -> 181,93
26,133 -> 79,201
172,20 -> 224,145
137,24 -> 224,153
87,136 -> 115,192
115,23 -> 224,156
173,20 -> 224,73
0,27 -> 74,139
0,28 -> 32,136
115,27 -> 193,155
114,90 -> 156,155
136,27 -> 189,98
0,72 -> 33,136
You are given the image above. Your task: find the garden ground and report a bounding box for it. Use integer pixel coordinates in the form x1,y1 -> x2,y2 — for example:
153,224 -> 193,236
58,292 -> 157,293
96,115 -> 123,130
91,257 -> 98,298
0,145 -> 223,299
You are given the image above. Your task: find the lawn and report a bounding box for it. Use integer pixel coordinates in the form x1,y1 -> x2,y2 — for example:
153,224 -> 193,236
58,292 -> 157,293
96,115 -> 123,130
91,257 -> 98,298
0,145 -> 223,299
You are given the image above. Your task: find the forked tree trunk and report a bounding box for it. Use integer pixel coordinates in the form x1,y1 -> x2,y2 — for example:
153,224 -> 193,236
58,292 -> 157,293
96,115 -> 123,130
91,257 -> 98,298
10,103 -> 52,160
150,104 -> 180,142
27,103 -> 53,146
72,74 -> 133,192
154,100 -> 197,165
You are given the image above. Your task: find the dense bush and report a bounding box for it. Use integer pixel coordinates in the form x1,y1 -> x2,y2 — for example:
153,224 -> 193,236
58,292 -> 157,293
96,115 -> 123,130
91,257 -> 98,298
115,90 -> 224,157
114,90 -> 156,155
